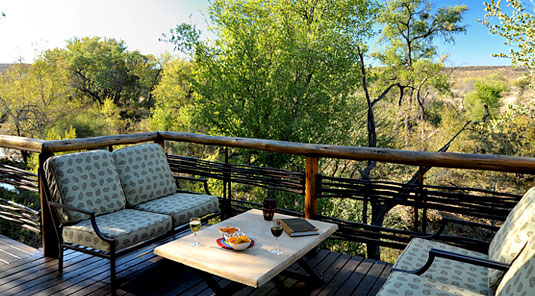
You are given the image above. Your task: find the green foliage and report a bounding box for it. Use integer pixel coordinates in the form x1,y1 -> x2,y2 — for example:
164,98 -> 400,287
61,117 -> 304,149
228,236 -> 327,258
372,0 -> 466,128
145,59 -> 195,132
481,0 -> 535,74
164,0 -> 377,168
0,60 -> 74,138
377,0 -> 467,65
42,37 -> 159,121
471,103 -> 535,157
464,75 -> 508,120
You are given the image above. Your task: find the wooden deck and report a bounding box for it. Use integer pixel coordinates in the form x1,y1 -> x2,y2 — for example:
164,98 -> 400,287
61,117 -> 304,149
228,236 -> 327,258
0,231 -> 392,296
0,235 -> 39,266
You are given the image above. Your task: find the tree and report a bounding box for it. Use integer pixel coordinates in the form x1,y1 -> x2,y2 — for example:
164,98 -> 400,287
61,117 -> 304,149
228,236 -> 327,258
147,59 -> 195,132
481,0 -> 535,75
164,0 -> 377,168
464,74 -> 508,120
357,0 -> 467,258
372,0 -> 466,122
43,37 -> 160,121
0,60 -> 74,162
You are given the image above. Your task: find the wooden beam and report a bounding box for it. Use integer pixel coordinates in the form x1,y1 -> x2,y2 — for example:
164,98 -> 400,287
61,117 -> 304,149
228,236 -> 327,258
305,157 -> 318,219
38,151 -> 58,258
3,131 -> 535,173
0,135 -> 44,153
41,132 -> 159,152
159,131 -> 535,173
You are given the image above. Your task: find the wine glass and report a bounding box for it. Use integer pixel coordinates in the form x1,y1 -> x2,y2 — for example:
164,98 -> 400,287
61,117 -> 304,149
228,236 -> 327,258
189,217 -> 201,246
270,222 -> 283,255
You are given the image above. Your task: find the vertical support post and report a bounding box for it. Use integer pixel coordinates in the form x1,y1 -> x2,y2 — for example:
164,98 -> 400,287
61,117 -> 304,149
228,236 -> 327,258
154,135 -> 165,150
223,147 -> 231,218
39,151 -> 58,258
415,166 -> 425,233
305,157 -> 318,219
418,166 -> 427,233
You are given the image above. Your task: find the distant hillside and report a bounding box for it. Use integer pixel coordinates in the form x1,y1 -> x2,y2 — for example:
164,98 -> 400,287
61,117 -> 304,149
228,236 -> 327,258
446,65 -> 528,81
445,66 -> 533,109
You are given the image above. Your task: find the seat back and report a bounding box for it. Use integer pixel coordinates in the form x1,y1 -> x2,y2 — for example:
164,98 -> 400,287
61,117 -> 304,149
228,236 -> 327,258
488,187 -> 535,288
44,150 -> 127,224
496,235 -> 535,296
111,143 -> 177,207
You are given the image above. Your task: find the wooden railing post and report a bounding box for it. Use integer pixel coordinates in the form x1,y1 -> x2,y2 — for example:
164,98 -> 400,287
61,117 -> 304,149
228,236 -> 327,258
305,157 -> 318,219
39,151 -> 58,258
416,166 -> 427,233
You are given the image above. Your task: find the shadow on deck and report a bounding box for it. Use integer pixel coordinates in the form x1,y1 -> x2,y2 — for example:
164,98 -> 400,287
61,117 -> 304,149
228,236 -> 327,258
0,231 -> 391,296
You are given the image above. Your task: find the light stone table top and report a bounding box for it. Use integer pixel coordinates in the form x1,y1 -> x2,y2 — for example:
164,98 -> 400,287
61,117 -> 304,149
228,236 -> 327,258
154,209 -> 338,288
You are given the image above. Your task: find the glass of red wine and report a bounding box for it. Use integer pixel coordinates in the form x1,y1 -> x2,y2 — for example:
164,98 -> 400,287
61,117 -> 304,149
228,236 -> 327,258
263,198 -> 277,221
270,222 -> 283,255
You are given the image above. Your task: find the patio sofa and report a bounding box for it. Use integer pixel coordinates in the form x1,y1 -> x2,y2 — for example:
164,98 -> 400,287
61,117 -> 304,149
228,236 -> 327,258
377,187 -> 535,295
42,143 -> 219,293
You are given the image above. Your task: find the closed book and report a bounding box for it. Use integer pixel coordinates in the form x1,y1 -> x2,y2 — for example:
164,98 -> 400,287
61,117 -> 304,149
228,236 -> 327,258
277,218 -> 319,237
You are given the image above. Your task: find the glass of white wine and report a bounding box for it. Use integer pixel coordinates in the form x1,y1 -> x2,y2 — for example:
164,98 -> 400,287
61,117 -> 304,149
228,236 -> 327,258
189,217 -> 201,246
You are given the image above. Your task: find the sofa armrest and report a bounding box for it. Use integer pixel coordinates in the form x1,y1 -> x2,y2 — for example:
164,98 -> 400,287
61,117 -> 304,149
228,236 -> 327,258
48,201 -> 114,244
175,175 -> 212,195
392,248 -> 510,275
415,212 -> 499,242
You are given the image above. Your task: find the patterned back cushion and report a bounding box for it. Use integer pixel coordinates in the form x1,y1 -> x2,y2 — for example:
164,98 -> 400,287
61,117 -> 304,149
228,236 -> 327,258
44,150 -> 127,224
488,187 -> 535,288
112,143 -> 177,207
496,235 -> 535,296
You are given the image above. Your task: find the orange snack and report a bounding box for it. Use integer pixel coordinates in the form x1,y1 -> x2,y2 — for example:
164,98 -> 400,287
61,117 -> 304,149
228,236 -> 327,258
229,235 -> 250,244
218,225 -> 239,233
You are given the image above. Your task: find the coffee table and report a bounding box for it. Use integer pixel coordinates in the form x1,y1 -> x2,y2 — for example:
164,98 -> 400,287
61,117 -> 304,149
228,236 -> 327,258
154,209 -> 338,293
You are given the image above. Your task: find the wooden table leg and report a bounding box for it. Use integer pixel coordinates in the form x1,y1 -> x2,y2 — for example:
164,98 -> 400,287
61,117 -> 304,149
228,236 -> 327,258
197,270 -> 245,295
298,257 -> 324,284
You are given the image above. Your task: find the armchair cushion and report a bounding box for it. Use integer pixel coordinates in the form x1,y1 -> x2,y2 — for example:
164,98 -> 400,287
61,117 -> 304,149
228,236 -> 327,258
62,209 -> 172,252
488,187 -> 535,288
496,236 -> 535,296
133,193 -> 219,227
112,143 -> 177,207
377,271 -> 486,296
44,150 -> 126,224
393,238 -> 492,295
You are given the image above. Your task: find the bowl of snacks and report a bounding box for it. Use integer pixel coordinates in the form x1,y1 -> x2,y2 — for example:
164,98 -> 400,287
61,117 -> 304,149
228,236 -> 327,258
218,225 -> 240,237
224,232 -> 252,250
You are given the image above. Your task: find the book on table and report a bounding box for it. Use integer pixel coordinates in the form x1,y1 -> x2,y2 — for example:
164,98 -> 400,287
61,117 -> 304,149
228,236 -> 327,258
277,218 -> 319,237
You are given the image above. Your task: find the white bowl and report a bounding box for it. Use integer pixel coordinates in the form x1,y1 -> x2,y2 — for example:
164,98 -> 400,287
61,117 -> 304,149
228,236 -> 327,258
225,232 -> 251,251
218,226 -> 240,237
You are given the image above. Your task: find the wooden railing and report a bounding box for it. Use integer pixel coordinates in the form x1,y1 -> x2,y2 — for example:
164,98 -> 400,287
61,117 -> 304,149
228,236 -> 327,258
0,164 -> 40,234
1,131 -> 534,259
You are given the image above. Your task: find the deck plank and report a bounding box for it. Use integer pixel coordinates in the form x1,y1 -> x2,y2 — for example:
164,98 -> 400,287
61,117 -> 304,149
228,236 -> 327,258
351,261 -> 389,296
0,235 -> 391,296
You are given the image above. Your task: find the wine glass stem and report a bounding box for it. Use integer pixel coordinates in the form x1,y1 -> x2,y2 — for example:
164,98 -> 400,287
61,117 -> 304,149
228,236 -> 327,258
194,232 -> 198,244
276,237 -> 279,251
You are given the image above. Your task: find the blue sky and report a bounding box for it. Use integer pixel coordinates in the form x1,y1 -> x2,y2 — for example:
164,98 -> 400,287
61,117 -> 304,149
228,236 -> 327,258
0,0 -> 514,66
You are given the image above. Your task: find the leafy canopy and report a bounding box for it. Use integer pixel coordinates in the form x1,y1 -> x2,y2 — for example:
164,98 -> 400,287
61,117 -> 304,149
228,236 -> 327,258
481,0 -> 535,73
164,0 -> 377,167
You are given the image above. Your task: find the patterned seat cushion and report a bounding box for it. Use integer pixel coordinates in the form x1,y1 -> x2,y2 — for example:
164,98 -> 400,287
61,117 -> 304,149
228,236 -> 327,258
44,150 -> 126,224
488,187 -> 535,288
62,209 -> 172,252
112,143 -> 177,207
377,271 -> 487,296
133,193 -> 219,227
393,238 -> 492,295
496,236 -> 535,296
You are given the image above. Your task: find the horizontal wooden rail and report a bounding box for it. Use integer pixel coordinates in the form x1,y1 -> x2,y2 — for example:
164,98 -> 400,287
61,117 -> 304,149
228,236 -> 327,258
2,131 -> 535,173
0,135 -> 44,153
42,132 -> 159,152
